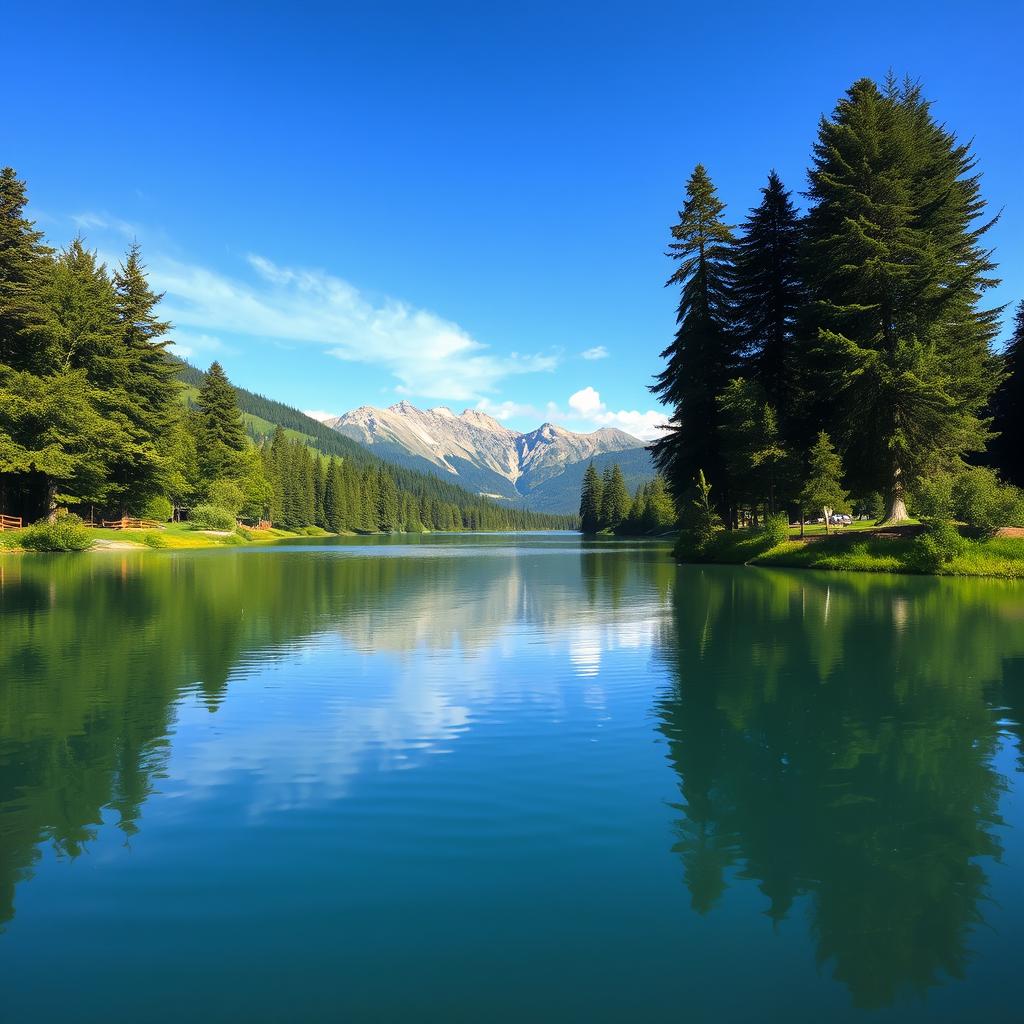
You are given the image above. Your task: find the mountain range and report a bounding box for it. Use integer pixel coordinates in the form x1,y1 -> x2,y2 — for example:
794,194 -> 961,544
324,401 -> 655,513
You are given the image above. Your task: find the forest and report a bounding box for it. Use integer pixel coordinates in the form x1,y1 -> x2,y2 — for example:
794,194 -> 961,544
647,76 -> 1023,557
0,168 -> 572,539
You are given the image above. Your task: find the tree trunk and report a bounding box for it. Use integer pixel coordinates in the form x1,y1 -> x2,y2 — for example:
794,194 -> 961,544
800,511 -> 805,539
823,508 -> 829,535
46,480 -> 59,522
880,462 -> 909,525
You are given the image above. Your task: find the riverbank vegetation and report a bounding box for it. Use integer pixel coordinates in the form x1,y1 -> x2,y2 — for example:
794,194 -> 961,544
646,75 -> 1024,572
0,167 -> 573,549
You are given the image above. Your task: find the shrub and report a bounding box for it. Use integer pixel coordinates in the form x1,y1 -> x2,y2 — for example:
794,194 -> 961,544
912,472 -> 954,523
910,519 -> 965,573
189,504 -> 236,531
951,467 -> 1024,534
142,532 -> 168,548
207,479 -> 244,515
142,495 -> 174,522
760,513 -> 790,548
21,513 -> 92,552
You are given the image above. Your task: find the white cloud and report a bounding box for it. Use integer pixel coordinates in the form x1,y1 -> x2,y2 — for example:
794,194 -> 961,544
71,211 -> 140,239
148,253 -> 558,403
581,345 -> 609,360
565,386 -> 668,441
303,409 -> 339,423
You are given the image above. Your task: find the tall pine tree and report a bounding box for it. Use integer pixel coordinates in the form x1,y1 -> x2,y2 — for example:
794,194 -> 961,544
579,462 -> 604,533
732,170 -> 803,412
651,165 -> 740,517
803,78 -> 1001,523
989,302 -> 1024,487
195,361 -> 248,483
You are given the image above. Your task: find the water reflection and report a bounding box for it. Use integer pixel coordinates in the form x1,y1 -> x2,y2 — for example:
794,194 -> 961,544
1,543 -> 1023,1016
654,566 -> 1024,1009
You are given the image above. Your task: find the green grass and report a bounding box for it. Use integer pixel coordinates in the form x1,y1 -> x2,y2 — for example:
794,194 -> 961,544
682,527 -> 1024,579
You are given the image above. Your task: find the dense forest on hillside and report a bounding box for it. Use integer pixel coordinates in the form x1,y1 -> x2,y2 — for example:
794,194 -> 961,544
0,168 -> 572,535
649,76 -> 1023,556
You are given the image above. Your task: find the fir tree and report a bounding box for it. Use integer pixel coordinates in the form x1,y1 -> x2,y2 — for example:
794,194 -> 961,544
800,431 -> 850,534
579,462 -> 604,533
990,302 -> 1024,487
803,78 -> 1001,523
732,170 -> 803,410
600,464 -> 631,530
0,167 -> 52,373
111,242 -> 179,509
195,361 -> 248,483
677,469 -> 722,556
651,165 -> 740,516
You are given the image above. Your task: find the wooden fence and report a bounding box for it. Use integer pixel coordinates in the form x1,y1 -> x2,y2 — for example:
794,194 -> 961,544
100,517 -> 165,531
0,514 -> 23,531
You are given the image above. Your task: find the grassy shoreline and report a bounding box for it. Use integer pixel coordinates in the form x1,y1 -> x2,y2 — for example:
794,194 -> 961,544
678,527 -> 1024,579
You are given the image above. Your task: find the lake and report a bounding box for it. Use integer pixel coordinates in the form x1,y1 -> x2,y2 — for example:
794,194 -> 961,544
1,534 -> 1023,1021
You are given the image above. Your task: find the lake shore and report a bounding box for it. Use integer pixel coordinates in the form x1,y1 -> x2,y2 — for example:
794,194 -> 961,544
677,526 -> 1024,579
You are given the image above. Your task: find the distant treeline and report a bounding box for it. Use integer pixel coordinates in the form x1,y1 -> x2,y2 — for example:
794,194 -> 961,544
579,462 -> 676,535
0,167 -> 573,533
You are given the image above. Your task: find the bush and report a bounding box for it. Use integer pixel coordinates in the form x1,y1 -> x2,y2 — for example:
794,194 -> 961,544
207,479 -> 244,516
912,472 -> 954,523
142,532 -> 168,548
142,495 -> 174,522
21,513 -> 92,552
951,467 -> 1024,534
760,513 -> 790,548
910,519 -> 966,573
189,504 -> 236,531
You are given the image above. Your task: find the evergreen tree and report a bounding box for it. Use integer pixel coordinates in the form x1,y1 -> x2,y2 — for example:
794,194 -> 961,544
195,361 -> 248,483
579,462 -> 604,533
803,78 -> 1001,523
644,475 -> 677,531
800,431 -> 850,534
651,165 -> 740,516
732,171 -> 804,410
0,167 -> 52,373
678,469 -> 722,555
990,302 -> 1024,487
600,464 -> 631,530
111,242 -> 179,510
377,466 -> 400,531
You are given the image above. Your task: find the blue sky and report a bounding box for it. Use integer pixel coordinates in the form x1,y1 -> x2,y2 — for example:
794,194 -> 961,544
6,1 -> 1022,439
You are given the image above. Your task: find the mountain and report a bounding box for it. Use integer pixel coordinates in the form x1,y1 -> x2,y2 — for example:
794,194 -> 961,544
325,401 -> 653,512
173,362 -> 574,527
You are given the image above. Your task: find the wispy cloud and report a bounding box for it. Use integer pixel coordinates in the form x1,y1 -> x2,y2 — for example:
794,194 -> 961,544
71,211 -> 140,239
147,253 -> 558,403
581,345 -> 609,360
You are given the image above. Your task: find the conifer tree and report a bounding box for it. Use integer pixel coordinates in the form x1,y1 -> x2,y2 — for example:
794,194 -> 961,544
600,464 -> 632,530
800,431 -> 850,534
0,167 -> 52,373
990,302 -> 1024,487
111,242 -> 179,509
678,469 -> 722,555
195,361 -> 248,483
803,78 -> 1001,523
651,165 -> 740,515
732,171 -> 803,409
579,462 -> 604,533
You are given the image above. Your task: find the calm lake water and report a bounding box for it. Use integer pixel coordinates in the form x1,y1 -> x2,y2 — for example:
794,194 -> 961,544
1,533 -> 1023,1021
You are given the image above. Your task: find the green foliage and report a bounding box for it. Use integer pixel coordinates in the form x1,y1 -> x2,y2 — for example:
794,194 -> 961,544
650,165 -> 740,511
142,532 -> 169,548
760,513 -> 790,548
194,361 -> 248,481
675,469 -> 723,559
207,479 -> 245,516
800,432 -> 850,531
142,495 -> 174,522
20,513 -> 91,551
189,504 -> 236,531
599,464 -> 631,531
579,462 -> 604,533
989,301 -> 1024,487
912,472 -> 955,523
951,467 -> 1024,534
911,520 -> 966,573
